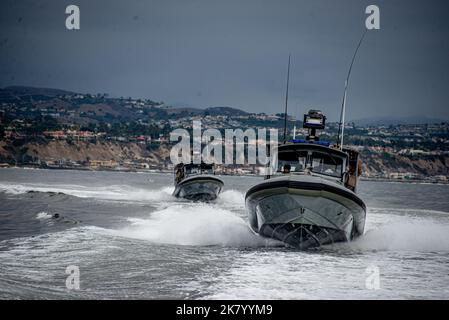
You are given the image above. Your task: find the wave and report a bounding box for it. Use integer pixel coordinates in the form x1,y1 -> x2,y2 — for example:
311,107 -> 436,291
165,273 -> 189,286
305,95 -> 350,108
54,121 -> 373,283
348,218 -> 449,252
0,182 -> 174,202
0,181 -> 246,210
367,207 -> 449,216
108,204 -> 280,247
216,189 -> 246,212
35,212 -> 52,220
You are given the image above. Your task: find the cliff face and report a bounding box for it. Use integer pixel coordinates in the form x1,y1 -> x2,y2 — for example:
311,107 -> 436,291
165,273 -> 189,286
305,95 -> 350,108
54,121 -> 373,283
0,140 -> 447,177
0,140 -> 171,166
361,152 -> 449,177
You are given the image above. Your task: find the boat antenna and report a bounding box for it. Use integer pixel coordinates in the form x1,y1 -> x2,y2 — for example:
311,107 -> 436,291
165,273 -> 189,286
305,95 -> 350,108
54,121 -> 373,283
337,29 -> 367,150
293,104 -> 299,140
283,53 -> 291,143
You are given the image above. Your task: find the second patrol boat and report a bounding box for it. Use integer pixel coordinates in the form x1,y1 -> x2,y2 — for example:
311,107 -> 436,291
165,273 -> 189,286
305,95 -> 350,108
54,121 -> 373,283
173,162 -> 224,201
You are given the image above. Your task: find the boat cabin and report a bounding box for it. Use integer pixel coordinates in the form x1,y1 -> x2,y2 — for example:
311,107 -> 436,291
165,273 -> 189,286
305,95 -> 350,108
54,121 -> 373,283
174,162 -> 215,184
269,142 -> 361,191
266,109 -> 362,191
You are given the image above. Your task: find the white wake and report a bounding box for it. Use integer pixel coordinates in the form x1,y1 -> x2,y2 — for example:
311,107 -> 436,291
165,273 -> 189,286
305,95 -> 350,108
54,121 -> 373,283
109,204 -> 279,247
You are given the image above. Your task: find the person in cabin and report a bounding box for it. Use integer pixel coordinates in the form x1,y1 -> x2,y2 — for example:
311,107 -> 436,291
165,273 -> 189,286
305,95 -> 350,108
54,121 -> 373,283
175,163 -> 185,184
282,164 -> 291,174
345,155 -> 362,191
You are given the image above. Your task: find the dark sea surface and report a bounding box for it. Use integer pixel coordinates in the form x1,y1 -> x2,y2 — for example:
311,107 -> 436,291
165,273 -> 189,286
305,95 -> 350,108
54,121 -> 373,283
0,168 -> 449,299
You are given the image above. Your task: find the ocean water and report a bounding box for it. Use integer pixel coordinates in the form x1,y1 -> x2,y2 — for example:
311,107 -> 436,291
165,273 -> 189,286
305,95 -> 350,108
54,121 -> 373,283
0,168 -> 449,299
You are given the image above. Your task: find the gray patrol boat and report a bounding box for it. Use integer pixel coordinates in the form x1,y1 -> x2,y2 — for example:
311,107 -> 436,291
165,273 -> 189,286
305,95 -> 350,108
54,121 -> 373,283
173,162 -> 224,201
245,110 -> 366,249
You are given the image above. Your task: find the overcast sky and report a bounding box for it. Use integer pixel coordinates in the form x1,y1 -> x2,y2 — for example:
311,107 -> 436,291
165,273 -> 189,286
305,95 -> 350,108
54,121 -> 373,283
1,0 -> 448,121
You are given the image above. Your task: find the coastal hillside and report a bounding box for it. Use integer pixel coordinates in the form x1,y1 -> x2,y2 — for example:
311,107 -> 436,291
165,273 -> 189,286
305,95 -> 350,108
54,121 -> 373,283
361,151 -> 449,178
0,139 -> 448,180
1,85 -> 448,180
0,140 -> 171,170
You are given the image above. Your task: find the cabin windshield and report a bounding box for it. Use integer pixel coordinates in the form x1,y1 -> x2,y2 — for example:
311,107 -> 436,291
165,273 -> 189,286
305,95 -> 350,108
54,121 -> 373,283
310,151 -> 344,178
277,151 -> 308,173
277,149 -> 344,178
184,163 -> 214,176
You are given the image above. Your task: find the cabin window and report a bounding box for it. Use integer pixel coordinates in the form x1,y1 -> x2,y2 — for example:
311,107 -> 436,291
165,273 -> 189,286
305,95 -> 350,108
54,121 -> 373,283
310,152 -> 343,178
275,149 -> 344,178
277,151 -> 308,173
184,163 -> 214,176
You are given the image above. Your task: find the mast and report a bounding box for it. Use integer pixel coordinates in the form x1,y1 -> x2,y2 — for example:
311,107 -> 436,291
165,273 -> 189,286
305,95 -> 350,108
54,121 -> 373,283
283,54 -> 291,143
337,30 -> 367,150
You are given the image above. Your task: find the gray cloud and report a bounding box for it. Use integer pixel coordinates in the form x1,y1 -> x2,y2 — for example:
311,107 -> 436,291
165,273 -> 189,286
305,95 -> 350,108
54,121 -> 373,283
1,0 -> 448,121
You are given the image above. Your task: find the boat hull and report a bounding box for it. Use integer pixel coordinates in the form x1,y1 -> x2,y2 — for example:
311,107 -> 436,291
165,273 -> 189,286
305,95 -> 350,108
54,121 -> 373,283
245,175 -> 366,249
173,175 -> 224,201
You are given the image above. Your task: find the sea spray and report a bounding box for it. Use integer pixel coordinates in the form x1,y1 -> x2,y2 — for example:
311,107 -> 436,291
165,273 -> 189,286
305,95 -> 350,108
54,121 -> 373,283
349,219 -> 449,252
216,189 -> 246,212
111,204 -> 280,247
0,182 -> 174,202
35,212 -> 52,220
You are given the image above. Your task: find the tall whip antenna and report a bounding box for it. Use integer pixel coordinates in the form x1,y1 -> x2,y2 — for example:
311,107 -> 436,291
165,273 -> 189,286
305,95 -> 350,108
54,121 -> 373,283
337,29 -> 367,150
283,54 -> 291,143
